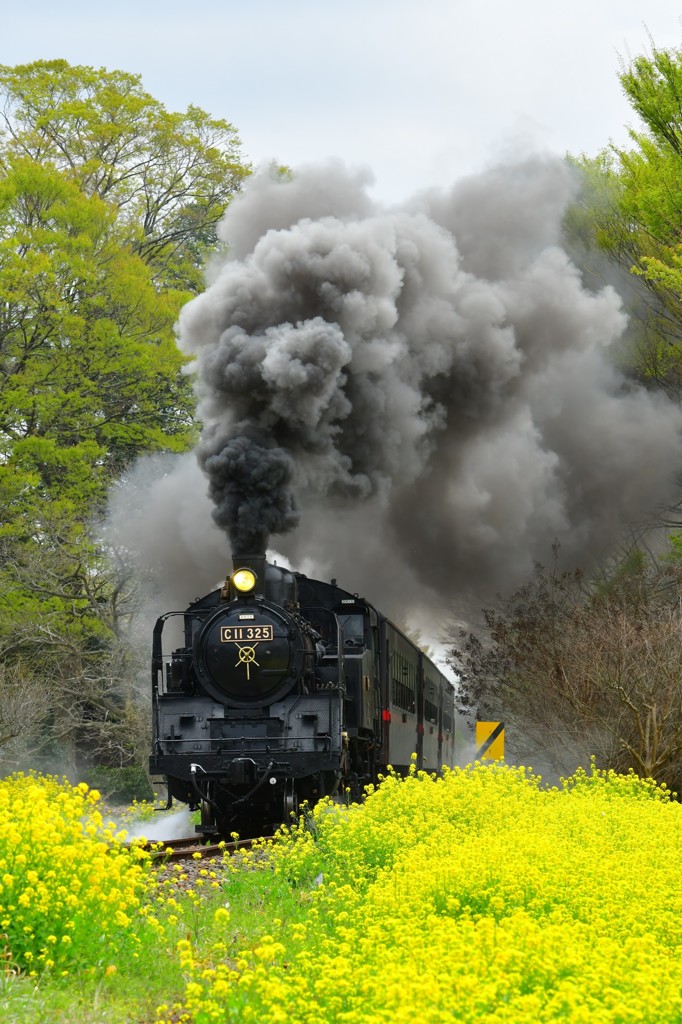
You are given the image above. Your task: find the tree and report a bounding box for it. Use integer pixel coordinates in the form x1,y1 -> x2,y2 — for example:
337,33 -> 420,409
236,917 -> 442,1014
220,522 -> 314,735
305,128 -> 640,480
0,61 -> 250,494
569,43 -> 682,397
450,552 -> 682,791
0,60 -> 249,289
0,158 -> 195,514
0,61 -> 249,780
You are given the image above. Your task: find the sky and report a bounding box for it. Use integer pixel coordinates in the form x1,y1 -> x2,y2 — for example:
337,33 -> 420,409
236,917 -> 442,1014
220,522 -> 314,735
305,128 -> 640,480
2,0 -> 682,202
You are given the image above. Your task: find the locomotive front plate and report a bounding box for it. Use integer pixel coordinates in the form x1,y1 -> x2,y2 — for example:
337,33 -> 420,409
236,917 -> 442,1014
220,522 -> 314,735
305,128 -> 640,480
193,599 -> 310,707
220,624 -> 274,643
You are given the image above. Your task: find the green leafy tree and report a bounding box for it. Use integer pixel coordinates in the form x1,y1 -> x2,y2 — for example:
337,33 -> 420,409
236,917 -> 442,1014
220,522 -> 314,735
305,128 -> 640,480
0,60 -> 248,288
0,158 -> 193,518
570,43 -> 682,397
0,61 -> 249,776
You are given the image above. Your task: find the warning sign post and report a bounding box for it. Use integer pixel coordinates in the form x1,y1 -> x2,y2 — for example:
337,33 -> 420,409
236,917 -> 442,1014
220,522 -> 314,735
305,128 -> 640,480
475,721 -> 505,760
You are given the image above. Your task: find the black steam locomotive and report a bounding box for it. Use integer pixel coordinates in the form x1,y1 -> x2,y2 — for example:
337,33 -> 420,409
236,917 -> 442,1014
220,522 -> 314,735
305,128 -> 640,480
150,555 -> 457,836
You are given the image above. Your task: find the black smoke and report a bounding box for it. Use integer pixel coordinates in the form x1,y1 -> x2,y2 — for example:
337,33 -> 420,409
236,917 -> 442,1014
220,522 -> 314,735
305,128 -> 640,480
175,157 -> 682,609
199,431 -> 298,554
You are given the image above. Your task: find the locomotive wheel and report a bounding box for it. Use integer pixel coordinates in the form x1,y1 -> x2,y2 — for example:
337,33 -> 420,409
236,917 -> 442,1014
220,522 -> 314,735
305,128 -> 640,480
283,779 -> 298,821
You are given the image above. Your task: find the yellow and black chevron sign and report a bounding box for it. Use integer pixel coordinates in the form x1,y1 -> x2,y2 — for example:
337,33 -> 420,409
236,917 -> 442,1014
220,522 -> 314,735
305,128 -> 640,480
475,721 -> 504,760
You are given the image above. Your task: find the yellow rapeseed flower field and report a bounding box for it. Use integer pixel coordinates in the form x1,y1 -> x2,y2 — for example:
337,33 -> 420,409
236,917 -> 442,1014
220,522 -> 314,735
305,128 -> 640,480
170,761 -> 682,1024
0,772 -> 153,974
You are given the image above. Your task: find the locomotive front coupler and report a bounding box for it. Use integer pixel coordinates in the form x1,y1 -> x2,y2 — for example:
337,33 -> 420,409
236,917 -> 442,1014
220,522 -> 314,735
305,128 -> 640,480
189,759 -> 290,811
230,760 -> 294,806
189,762 -> 241,815
226,757 -> 258,786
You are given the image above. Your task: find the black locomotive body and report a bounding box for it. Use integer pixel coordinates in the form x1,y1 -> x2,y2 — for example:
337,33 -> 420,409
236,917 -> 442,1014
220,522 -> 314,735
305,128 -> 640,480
150,555 -> 456,836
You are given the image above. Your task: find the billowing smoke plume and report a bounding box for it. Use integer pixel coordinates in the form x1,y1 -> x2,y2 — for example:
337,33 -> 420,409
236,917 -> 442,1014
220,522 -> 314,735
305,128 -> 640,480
169,157 -> 682,613
201,432 -> 298,553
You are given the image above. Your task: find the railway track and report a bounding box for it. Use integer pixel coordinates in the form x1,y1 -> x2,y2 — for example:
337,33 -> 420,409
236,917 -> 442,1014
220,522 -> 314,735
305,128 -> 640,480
132,834 -> 275,862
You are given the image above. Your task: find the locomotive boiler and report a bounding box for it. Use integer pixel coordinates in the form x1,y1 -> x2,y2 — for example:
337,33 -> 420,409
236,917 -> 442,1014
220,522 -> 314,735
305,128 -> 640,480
150,554 -> 457,837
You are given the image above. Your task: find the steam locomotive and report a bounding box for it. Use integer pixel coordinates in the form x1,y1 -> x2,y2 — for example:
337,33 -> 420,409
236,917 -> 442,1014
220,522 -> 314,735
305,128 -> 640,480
150,554 -> 457,836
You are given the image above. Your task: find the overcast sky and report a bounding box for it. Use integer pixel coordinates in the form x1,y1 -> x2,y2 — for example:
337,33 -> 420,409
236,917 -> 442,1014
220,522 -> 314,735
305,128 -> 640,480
3,1 -> 681,202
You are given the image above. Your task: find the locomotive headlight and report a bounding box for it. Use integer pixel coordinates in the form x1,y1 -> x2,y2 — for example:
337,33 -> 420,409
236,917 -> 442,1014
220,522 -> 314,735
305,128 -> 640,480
232,568 -> 257,593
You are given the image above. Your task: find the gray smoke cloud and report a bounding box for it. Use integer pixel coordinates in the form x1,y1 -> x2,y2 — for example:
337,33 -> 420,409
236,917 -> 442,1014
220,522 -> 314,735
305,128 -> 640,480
167,156 -> 681,616
106,157 -> 682,630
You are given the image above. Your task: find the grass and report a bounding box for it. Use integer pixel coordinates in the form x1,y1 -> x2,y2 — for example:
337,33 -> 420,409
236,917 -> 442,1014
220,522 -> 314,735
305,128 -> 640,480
0,855 -> 280,1023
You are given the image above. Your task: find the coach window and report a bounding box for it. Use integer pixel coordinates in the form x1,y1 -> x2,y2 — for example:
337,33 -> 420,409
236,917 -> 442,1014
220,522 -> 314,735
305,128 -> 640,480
391,650 -> 416,713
